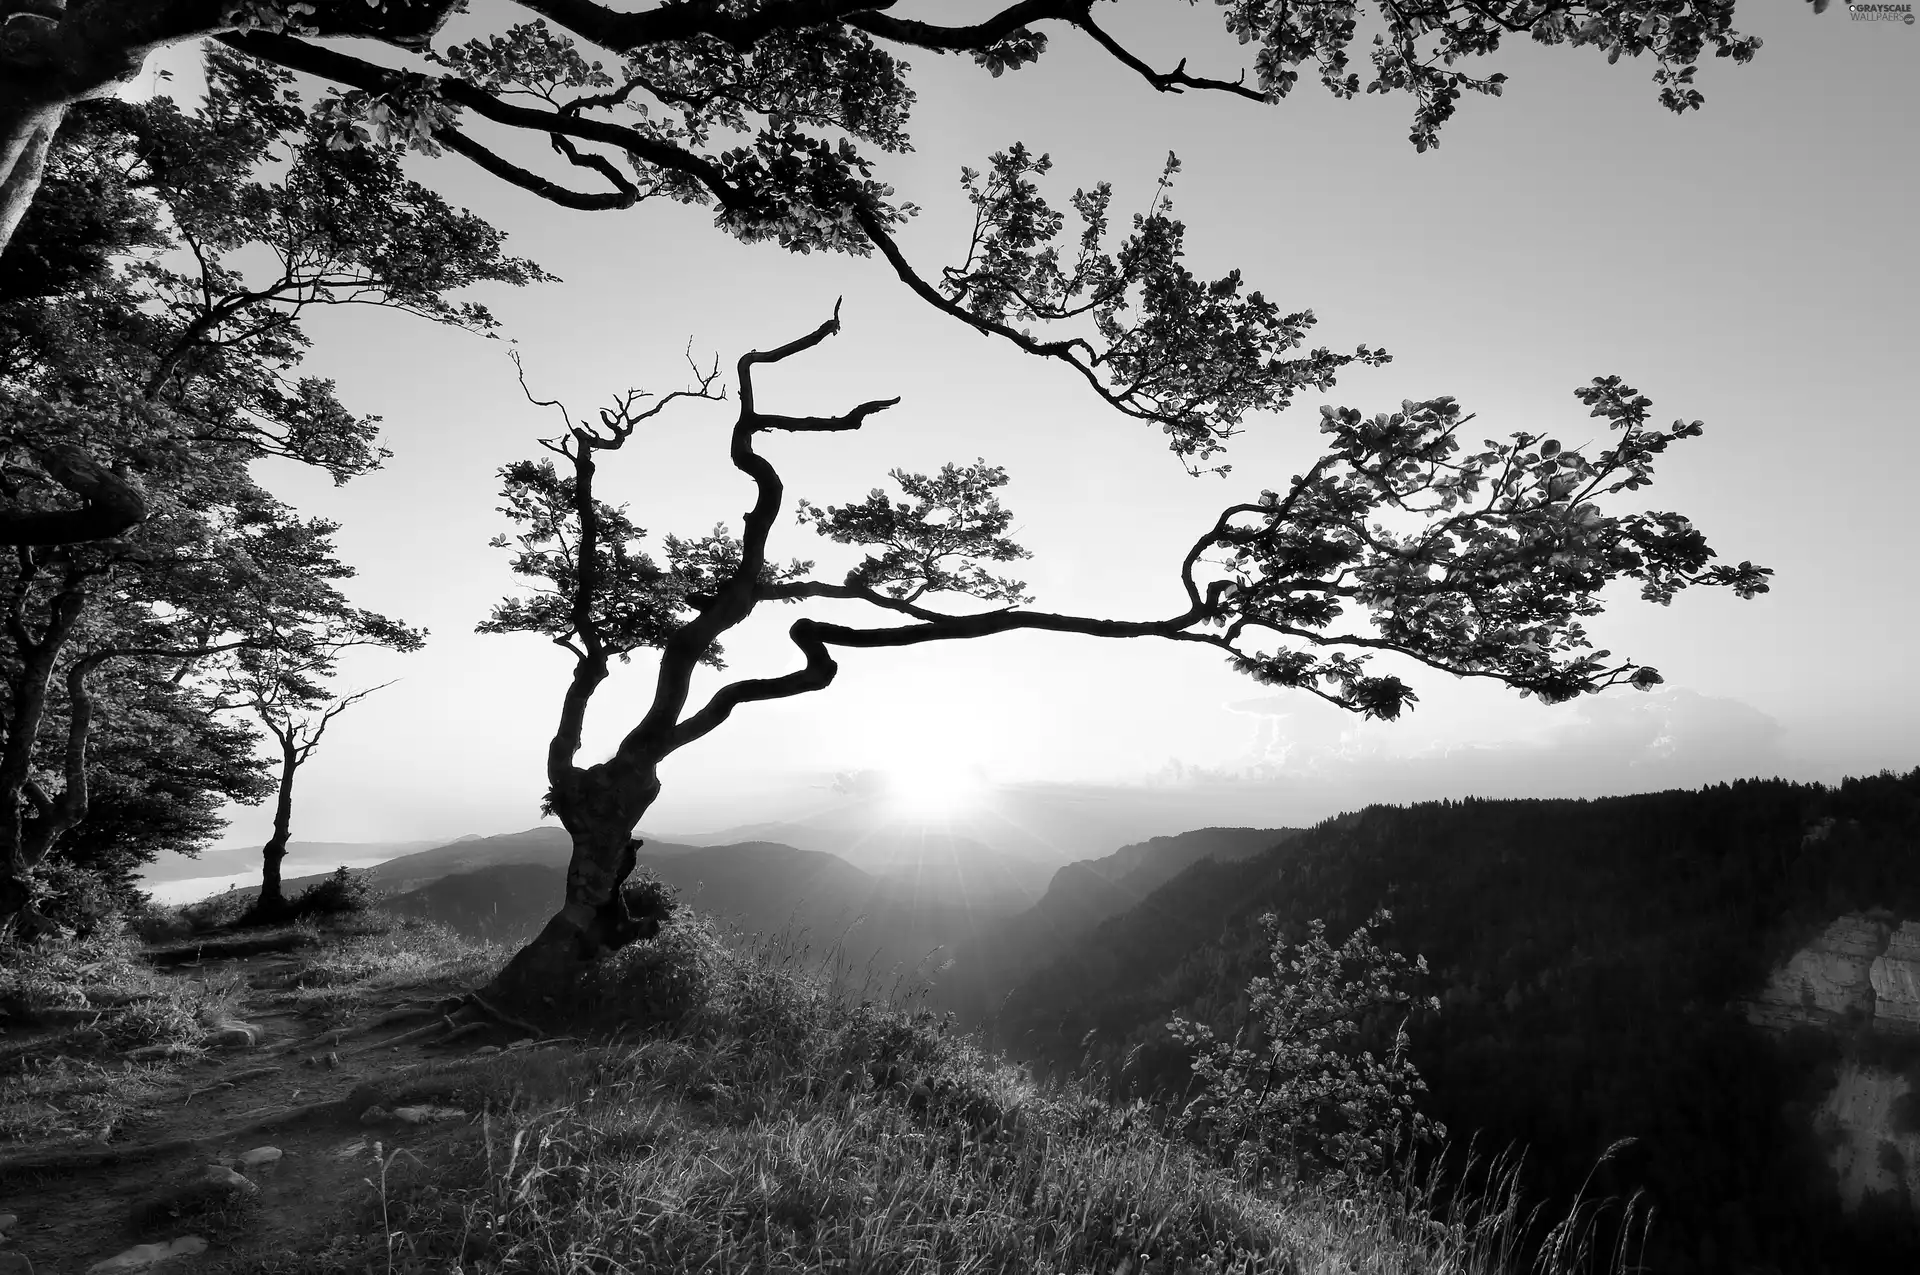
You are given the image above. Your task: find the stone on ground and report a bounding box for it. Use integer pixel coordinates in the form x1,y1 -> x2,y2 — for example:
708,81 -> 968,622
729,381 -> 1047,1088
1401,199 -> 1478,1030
204,1020 -> 262,1050
86,1236 -> 207,1274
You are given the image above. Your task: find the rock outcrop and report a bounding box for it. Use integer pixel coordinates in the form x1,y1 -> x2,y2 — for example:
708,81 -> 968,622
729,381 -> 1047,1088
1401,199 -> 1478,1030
1746,914 -> 1883,1025
1815,1062 -> 1920,1212
1746,913 -> 1920,1220
1872,922 -> 1920,1032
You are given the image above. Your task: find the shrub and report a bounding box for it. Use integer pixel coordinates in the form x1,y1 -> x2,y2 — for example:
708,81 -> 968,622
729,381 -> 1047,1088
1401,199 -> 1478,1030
28,861 -> 135,938
180,887 -> 254,933
130,900 -> 194,944
98,997 -> 201,1051
291,866 -> 377,919
621,867 -> 679,929
586,913 -> 727,1030
1168,907 -> 1445,1190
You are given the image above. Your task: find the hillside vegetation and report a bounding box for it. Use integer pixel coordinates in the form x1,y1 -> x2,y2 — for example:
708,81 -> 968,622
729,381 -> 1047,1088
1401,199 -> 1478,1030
0,889 -> 1639,1274
995,770 -> 1920,1274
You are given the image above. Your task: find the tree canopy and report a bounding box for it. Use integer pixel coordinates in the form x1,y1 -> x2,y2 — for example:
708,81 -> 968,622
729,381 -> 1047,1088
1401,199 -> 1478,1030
0,48 -> 529,930
2,0 -> 1822,514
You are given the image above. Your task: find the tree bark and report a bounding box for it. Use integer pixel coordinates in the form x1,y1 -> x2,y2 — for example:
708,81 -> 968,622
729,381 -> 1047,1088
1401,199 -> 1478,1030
0,95 -> 61,263
0,580 -> 86,933
482,761 -> 664,1018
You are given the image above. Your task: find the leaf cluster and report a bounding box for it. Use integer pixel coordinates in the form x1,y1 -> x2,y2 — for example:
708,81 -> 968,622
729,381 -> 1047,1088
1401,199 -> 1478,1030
1201,380 -> 1771,718
928,146 -> 1386,473
796,460 -> 1033,606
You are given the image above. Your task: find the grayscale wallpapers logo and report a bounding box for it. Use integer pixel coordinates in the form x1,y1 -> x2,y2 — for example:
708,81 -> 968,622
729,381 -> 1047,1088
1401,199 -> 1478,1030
1849,2 -> 1915,21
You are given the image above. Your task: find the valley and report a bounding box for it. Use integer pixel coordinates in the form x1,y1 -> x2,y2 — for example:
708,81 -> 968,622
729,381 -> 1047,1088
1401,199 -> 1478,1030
194,769 -> 1920,1274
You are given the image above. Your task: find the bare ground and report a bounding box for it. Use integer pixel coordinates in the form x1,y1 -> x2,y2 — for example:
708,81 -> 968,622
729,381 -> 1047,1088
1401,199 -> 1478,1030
0,939 -> 546,1273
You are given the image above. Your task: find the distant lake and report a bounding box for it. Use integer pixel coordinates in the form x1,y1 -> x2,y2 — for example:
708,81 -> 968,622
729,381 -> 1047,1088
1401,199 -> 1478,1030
142,856 -> 392,905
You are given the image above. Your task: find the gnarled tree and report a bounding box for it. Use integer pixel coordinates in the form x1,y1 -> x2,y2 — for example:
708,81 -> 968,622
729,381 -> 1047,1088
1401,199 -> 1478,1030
477,299 -> 1768,1016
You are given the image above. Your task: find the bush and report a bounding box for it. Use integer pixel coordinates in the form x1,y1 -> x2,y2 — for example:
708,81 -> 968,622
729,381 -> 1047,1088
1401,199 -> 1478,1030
290,866 -> 377,919
29,861 -> 136,939
180,887 -> 254,933
1168,907 -> 1445,1190
586,914 -> 727,1029
622,867 -> 679,928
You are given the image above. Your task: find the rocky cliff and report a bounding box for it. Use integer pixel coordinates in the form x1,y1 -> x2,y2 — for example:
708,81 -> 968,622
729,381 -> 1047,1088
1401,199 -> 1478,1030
1745,912 -> 1920,1217
1743,913 -> 1920,1034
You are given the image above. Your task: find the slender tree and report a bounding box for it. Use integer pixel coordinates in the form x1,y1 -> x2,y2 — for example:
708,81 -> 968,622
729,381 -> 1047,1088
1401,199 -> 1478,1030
44,665 -> 273,894
476,304 -> 1768,1015
220,610 -> 422,915
242,681 -> 396,916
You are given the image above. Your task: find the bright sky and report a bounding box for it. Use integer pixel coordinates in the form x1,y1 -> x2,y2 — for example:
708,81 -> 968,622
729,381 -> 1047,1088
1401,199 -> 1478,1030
165,3 -> 1915,850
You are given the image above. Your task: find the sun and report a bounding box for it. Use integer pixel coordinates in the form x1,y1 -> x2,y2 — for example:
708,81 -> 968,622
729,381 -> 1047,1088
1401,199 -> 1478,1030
879,760 -> 990,820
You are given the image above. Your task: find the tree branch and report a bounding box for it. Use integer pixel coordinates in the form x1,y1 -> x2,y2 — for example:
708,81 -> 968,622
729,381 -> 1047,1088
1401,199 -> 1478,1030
620,303 -> 897,762
1071,8 -> 1266,101
0,445 -> 149,548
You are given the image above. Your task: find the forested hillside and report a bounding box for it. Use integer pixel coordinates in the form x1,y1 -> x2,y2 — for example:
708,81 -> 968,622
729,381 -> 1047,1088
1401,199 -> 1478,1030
996,770 -> 1920,1274
937,827 -> 1298,1023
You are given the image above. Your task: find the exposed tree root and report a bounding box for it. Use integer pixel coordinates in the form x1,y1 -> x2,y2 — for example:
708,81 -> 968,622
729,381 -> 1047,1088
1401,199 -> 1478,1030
359,1004 -> 442,1031
382,1014 -> 461,1050
463,989 -> 543,1039
428,1020 -> 493,1049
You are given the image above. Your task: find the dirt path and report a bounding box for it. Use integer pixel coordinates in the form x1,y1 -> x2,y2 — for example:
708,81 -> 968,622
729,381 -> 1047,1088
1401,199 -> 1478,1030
0,948 -> 533,1274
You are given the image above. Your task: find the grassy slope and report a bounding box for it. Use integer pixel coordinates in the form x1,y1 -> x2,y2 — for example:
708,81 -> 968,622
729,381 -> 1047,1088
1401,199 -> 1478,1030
4,901 -> 1632,1275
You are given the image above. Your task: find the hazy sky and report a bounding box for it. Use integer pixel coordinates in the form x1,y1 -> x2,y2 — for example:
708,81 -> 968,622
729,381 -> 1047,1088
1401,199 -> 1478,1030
158,3 -> 1916,850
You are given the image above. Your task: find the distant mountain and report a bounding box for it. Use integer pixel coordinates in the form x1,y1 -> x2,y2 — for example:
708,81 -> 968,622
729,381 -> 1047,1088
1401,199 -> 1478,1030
662,811 -> 1068,892
387,837 -> 1051,983
272,825 -> 703,897
995,773 -> 1920,1275
388,840 -> 871,939
932,827 -> 1295,1023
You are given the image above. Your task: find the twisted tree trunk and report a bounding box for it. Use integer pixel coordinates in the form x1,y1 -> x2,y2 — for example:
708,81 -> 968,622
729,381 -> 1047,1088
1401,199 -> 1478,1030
481,761 -> 666,1017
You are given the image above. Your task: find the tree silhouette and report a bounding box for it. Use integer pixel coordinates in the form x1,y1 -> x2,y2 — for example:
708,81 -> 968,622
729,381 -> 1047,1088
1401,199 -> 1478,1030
477,303 -> 1768,1015
217,607 -> 422,916
0,53 -> 494,931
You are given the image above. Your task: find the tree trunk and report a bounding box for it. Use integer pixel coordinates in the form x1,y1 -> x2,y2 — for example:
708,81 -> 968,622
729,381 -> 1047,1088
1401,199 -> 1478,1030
0,97 -> 61,264
483,763 -> 664,1020
255,745 -> 297,915
0,585 -> 86,935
